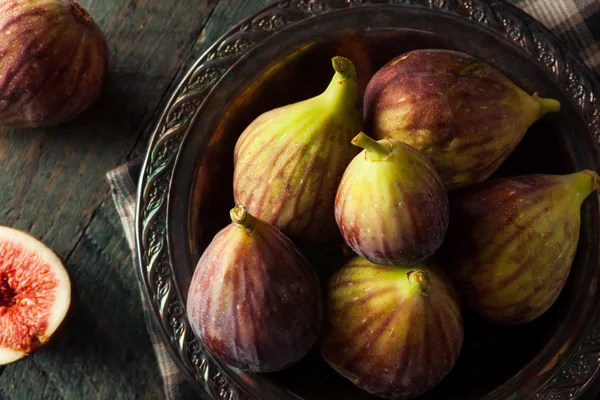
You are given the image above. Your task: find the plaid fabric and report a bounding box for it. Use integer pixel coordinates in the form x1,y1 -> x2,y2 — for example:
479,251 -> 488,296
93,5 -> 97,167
107,162 -> 197,400
516,0 -> 600,74
106,1 -> 600,398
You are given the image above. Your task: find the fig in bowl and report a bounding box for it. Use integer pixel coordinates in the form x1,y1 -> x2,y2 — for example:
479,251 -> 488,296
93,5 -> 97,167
441,170 -> 600,325
335,132 -> 449,265
0,0 -> 109,128
321,256 -> 464,399
233,56 -> 363,245
186,205 -> 323,372
364,49 -> 561,190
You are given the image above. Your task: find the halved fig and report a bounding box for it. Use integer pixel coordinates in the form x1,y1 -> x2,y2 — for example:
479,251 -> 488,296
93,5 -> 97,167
0,226 -> 71,365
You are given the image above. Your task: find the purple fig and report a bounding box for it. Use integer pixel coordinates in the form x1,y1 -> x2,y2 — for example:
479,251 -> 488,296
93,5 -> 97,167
186,205 -> 323,372
321,257 -> 464,400
0,0 -> 108,128
335,132 -> 449,265
442,170 -> 599,324
364,49 -> 561,190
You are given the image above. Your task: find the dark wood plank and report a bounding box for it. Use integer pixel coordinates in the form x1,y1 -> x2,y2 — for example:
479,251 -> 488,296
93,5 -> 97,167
0,0 -> 220,397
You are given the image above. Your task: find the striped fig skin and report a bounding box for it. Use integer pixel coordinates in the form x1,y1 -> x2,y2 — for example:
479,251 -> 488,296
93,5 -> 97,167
364,49 -> 560,190
441,170 -> 600,324
233,57 -> 363,245
335,136 -> 449,265
186,207 -> 322,372
321,257 -> 464,400
0,0 -> 108,128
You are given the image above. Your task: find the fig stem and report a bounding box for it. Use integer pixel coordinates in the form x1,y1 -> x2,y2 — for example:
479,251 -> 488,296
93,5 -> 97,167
331,56 -> 356,82
407,269 -> 430,296
70,1 -> 94,25
321,56 -> 359,111
571,170 -> 600,205
590,170 -> 600,192
351,132 -> 392,161
539,97 -> 561,115
230,205 -> 255,231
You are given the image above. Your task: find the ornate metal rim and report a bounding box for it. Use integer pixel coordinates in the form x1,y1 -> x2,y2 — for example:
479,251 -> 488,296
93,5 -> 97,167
135,1 -> 600,399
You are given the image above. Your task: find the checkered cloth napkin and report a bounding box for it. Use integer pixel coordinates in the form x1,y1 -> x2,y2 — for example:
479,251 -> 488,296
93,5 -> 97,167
106,1 -> 600,398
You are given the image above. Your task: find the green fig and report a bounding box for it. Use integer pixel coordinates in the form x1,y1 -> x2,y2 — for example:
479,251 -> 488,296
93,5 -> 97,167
335,132 -> 449,265
364,49 -> 561,190
186,205 -> 323,372
321,257 -> 464,400
233,56 -> 363,244
441,170 -> 599,324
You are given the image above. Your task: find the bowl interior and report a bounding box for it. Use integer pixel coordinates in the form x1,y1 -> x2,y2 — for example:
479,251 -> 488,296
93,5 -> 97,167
169,6 -> 600,400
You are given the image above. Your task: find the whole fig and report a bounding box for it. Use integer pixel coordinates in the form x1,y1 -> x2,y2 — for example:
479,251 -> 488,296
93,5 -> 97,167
364,49 -> 561,190
335,132 -> 448,265
321,257 -> 464,400
186,205 -> 322,372
233,56 -> 363,244
0,0 -> 108,128
442,170 -> 599,324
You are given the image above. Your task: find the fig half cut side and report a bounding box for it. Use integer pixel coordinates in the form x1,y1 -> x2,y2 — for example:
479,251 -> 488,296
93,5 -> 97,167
0,226 -> 71,365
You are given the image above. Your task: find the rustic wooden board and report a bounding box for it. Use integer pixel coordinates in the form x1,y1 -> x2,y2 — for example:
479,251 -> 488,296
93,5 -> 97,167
0,0 -> 221,398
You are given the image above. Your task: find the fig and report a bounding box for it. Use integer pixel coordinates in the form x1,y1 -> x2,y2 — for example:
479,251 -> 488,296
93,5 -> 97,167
186,205 -> 323,372
335,132 -> 449,265
0,0 -> 109,128
233,56 -> 363,244
442,170 -> 599,324
0,226 -> 71,365
321,257 -> 464,400
364,49 -> 561,190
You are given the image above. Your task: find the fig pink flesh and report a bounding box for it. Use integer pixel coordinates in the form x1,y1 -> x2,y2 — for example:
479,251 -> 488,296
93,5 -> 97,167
0,227 -> 71,365
0,241 -> 57,352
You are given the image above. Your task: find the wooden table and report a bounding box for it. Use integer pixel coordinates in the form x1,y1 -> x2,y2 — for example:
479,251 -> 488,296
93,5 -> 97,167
0,0 -> 271,398
0,0 -> 599,399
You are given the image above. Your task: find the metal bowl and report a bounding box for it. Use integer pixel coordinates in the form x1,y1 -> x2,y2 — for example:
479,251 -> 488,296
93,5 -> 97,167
135,1 -> 600,399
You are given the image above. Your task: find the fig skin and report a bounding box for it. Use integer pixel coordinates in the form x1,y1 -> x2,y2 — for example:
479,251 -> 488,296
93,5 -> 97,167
186,205 -> 323,372
441,170 -> 600,324
0,226 -> 71,365
364,49 -> 561,190
0,0 -> 109,128
335,132 -> 449,265
321,257 -> 464,400
233,56 -> 363,245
